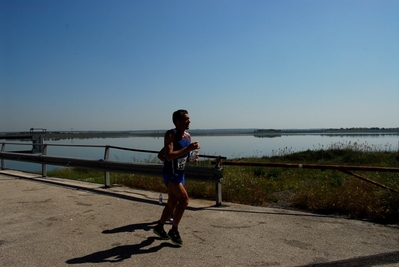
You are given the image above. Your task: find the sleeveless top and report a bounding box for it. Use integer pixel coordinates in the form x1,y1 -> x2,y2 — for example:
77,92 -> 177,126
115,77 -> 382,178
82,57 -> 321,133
162,129 -> 190,177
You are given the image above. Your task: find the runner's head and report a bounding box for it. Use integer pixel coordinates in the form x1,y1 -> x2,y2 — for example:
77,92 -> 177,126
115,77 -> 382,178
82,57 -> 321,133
172,109 -> 189,126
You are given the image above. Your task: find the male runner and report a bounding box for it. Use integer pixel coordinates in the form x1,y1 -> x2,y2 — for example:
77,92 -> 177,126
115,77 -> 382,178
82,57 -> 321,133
153,109 -> 200,246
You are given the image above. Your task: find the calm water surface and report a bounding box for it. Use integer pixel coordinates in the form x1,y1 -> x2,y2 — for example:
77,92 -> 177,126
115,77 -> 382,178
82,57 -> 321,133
2,134 -> 399,172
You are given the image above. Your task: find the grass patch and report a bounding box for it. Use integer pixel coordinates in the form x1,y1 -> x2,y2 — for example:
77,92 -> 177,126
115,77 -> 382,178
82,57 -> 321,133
47,141 -> 399,224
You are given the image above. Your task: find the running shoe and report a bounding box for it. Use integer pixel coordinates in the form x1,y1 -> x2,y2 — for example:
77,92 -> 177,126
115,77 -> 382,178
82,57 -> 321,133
167,229 -> 183,246
153,224 -> 169,240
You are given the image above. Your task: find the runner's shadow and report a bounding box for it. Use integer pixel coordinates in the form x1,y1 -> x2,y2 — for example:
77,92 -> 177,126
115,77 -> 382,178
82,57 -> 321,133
66,236 -> 179,264
102,220 -> 158,234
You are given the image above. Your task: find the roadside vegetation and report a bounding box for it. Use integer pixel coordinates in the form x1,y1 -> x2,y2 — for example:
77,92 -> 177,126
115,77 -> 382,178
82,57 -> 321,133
47,141 -> 399,225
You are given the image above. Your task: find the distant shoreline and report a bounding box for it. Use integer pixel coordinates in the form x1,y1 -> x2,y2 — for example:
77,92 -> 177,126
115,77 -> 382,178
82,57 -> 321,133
1,127 -> 399,140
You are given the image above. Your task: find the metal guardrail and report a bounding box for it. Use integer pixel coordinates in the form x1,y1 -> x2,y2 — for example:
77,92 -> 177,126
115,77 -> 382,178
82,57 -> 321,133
4,141 -> 398,205
0,142 -> 225,206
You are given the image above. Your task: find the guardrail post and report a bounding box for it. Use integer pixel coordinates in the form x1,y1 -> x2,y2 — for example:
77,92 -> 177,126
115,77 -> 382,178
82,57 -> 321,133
215,180 -> 222,206
104,146 -> 110,187
42,144 -> 48,177
1,143 -> 5,170
215,156 -> 223,206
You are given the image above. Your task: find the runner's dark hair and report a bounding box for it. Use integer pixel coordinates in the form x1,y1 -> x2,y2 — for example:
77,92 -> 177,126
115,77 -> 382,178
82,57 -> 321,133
172,109 -> 188,126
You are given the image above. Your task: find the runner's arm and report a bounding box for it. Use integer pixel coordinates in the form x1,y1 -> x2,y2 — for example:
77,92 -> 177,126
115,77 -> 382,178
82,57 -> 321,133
164,130 -> 198,161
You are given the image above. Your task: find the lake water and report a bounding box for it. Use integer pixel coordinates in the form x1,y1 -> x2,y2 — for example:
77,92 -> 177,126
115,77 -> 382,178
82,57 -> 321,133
2,134 -> 399,172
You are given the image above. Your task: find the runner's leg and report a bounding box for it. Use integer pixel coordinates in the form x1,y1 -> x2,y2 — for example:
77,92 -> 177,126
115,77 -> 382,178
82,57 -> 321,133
159,184 -> 178,224
167,182 -> 189,227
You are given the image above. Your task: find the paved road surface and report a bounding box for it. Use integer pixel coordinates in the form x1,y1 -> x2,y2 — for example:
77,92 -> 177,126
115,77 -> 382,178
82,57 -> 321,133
1,170 -> 399,267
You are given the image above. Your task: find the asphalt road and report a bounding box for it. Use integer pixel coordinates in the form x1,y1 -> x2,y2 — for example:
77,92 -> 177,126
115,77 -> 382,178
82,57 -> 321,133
1,170 -> 399,267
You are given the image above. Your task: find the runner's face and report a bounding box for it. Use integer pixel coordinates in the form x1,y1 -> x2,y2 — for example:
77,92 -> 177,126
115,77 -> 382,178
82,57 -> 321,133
178,114 -> 190,130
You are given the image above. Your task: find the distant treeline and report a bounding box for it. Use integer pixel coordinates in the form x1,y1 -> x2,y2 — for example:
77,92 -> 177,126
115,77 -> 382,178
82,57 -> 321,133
254,127 -> 399,134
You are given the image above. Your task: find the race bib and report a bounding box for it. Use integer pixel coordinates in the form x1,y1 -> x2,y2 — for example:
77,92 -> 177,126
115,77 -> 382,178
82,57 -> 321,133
177,157 -> 187,170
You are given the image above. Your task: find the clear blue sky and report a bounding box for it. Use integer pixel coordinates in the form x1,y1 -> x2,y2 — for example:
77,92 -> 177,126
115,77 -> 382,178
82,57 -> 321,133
1,0 -> 398,132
